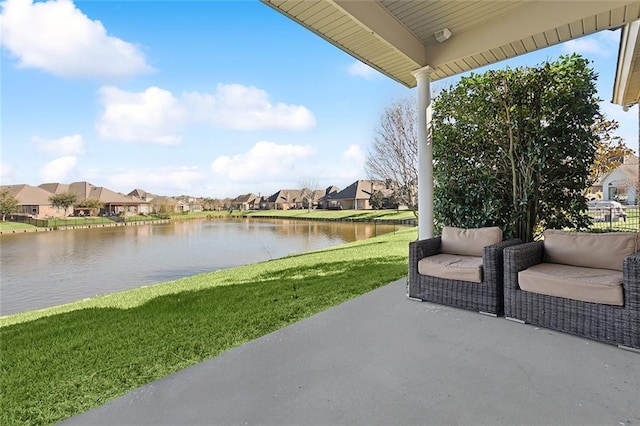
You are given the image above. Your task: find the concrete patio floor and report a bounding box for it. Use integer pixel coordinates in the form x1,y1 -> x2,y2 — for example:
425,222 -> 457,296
64,278 -> 640,425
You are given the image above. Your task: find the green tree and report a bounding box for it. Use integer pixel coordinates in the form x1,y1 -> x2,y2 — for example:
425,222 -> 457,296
0,190 -> 19,221
202,197 -> 215,211
369,190 -> 385,210
433,54 -> 602,242
76,199 -> 103,216
590,114 -> 634,182
49,193 -> 79,218
211,198 -> 224,211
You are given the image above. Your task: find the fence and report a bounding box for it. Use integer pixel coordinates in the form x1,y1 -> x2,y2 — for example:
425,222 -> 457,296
588,205 -> 639,232
9,209 -> 638,232
9,215 -> 167,228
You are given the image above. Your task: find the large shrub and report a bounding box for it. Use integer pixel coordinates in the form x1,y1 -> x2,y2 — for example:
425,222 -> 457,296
433,54 -> 600,242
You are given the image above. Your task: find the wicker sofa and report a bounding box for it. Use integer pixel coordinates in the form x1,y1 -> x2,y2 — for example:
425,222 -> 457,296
504,230 -> 640,349
408,226 -> 521,316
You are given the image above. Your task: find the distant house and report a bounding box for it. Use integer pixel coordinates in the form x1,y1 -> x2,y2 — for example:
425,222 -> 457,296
590,154 -> 639,205
325,180 -> 393,210
266,189 -> 304,210
317,186 -> 340,209
292,188 -> 332,209
71,181 -> 146,215
231,193 -> 259,210
601,164 -> 638,205
149,196 -> 182,214
128,188 -> 156,203
176,195 -> 203,212
1,184 -> 65,218
264,187 -> 339,210
39,181 -> 147,215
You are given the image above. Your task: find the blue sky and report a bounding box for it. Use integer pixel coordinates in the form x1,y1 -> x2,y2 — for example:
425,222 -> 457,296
1,0 -> 637,198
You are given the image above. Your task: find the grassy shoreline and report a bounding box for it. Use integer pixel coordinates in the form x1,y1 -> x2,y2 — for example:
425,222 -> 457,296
0,221 -> 37,231
0,209 -> 417,234
1,228 -> 416,425
171,208 -> 417,221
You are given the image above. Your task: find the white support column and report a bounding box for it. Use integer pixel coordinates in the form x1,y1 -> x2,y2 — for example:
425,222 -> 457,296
412,66 -> 434,240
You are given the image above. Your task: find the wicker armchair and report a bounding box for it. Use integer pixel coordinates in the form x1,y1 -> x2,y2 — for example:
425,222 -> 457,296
504,238 -> 640,350
408,229 -> 521,316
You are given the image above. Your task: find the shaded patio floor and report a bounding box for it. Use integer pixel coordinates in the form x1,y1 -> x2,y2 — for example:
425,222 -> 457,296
64,279 -> 640,425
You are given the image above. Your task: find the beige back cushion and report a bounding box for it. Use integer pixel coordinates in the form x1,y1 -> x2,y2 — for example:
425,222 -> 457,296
543,229 -> 637,271
441,226 -> 503,257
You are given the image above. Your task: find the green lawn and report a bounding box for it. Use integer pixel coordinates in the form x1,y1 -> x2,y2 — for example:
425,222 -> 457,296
244,209 -> 417,221
165,209 -> 416,222
0,228 -> 416,425
122,215 -> 166,222
0,221 -> 37,231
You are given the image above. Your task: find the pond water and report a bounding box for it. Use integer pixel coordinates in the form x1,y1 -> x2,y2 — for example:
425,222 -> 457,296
0,218 -> 407,316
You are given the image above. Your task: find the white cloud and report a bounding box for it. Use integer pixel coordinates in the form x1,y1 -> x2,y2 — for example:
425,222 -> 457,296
105,166 -> 206,194
0,162 -> 15,183
33,134 -> 84,155
97,86 -> 186,145
39,156 -> 78,181
342,144 -> 365,164
184,83 -> 316,130
96,83 -> 316,144
562,32 -> 619,57
0,0 -> 153,79
347,61 -> 379,79
282,144 -> 364,185
211,141 -> 315,182
599,28 -> 621,45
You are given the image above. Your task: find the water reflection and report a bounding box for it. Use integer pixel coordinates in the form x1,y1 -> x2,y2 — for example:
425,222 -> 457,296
0,218 -> 407,315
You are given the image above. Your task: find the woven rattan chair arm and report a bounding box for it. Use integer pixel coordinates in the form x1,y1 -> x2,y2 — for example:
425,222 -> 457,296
483,238 -> 523,276
623,252 -> 640,307
484,238 -> 523,259
503,241 -> 543,293
409,237 -> 442,261
504,241 -> 543,270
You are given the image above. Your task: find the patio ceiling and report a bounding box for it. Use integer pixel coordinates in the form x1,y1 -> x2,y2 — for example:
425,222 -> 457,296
261,0 -> 640,88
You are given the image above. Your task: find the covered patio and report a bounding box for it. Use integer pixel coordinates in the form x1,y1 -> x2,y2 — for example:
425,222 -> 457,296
63,2 -> 640,423
63,279 -> 640,425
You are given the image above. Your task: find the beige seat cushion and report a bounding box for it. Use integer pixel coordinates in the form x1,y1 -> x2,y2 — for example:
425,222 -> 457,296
418,253 -> 483,283
441,226 -> 502,257
519,263 -> 623,306
543,229 -> 637,271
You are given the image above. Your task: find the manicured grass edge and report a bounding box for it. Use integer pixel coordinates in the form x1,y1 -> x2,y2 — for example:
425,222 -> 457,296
1,228 -> 415,425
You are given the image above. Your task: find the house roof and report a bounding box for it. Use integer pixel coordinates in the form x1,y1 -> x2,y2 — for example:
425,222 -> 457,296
328,180 -> 389,201
38,181 -> 141,205
267,189 -> 303,203
262,1 -> 639,88
39,182 -> 69,194
624,153 -> 639,165
68,181 -> 95,199
604,164 -> 640,182
325,185 -> 339,195
1,184 -> 54,205
128,188 -> 156,199
593,154 -> 639,186
318,186 -> 340,202
311,189 -> 327,201
149,196 -> 178,206
232,193 -> 258,203
67,181 -> 138,204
